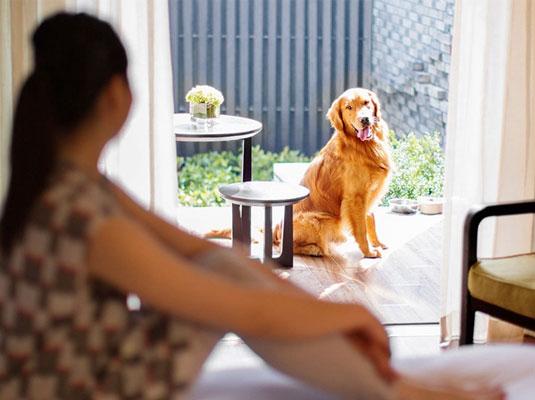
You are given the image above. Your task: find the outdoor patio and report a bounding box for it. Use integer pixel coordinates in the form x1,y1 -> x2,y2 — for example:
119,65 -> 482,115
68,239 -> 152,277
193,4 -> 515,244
177,204 -> 443,326
177,202 -> 444,369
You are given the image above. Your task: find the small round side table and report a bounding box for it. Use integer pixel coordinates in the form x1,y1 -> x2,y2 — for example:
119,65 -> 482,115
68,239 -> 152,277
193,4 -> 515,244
218,181 -> 310,268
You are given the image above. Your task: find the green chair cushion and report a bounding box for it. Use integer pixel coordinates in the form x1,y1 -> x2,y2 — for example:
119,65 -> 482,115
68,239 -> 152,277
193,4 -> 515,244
468,253 -> 535,319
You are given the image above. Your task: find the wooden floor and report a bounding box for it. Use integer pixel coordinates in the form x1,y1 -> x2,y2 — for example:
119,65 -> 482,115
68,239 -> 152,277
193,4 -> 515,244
177,206 -> 443,324
285,221 -> 442,324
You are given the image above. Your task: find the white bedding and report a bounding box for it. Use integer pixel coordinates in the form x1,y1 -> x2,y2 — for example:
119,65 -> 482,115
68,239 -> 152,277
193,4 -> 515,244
190,344 -> 535,400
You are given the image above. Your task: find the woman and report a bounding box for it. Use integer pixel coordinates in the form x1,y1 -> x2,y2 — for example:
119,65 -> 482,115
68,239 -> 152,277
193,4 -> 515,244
0,12 -> 502,400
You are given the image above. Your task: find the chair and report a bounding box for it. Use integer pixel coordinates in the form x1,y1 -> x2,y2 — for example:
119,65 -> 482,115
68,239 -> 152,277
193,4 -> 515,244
460,201 -> 535,345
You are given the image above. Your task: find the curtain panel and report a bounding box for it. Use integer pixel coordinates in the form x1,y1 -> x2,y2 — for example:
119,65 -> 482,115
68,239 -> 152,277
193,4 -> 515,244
0,0 -> 177,221
441,0 -> 535,344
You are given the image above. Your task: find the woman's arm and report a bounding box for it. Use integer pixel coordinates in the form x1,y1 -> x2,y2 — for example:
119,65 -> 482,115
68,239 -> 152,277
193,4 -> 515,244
107,181 -> 302,291
108,182 -> 218,258
87,215 -> 386,342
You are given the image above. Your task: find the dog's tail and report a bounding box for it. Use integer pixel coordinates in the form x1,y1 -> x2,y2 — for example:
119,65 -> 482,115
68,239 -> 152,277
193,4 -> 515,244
204,211 -> 334,242
273,223 -> 282,246
203,228 -> 232,239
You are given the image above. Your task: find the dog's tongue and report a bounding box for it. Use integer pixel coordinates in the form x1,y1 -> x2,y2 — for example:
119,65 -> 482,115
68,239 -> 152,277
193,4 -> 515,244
357,126 -> 371,141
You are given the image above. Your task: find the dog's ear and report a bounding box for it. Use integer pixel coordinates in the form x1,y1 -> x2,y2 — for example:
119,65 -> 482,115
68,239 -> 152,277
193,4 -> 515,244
369,90 -> 382,121
327,97 -> 345,132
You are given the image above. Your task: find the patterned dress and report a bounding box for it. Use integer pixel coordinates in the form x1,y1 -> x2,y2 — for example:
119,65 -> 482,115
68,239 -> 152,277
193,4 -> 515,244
0,163 -> 217,400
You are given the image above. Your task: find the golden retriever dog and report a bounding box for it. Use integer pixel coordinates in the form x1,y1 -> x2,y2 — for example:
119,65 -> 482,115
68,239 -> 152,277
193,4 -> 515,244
276,88 -> 392,258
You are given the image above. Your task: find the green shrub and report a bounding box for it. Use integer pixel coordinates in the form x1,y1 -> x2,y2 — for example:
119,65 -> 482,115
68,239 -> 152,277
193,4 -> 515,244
177,146 -> 310,206
177,133 -> 444,207
177,150 -> 241,206
383,131 -> 444,205
250,146 -> 311,181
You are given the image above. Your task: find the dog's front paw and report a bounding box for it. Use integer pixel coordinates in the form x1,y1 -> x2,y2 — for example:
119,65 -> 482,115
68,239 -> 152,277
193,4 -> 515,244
373,241 -> 388,250
363,249 -> 382,258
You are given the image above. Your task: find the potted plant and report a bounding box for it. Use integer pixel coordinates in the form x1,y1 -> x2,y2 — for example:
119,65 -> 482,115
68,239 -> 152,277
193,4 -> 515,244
185,85 -> 224,128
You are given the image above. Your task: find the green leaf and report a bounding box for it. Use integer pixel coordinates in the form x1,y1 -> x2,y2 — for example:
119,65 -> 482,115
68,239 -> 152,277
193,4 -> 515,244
176,133 -> 444,207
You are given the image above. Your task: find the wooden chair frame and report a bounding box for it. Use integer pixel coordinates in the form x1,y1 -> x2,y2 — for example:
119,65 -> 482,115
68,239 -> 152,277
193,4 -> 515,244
460,200 -> 535,345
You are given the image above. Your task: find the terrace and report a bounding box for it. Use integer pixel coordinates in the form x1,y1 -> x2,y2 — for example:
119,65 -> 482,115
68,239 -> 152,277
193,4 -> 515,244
178,203 -> 442,325
178,162 -> 443,327
178,191 -> 443,370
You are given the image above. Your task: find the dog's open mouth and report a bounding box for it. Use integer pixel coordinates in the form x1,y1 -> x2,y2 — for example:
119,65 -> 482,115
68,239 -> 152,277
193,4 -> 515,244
353,125 -> 373,141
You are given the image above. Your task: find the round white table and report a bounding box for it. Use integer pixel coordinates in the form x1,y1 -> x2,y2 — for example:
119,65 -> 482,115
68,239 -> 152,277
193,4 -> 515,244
174,113 -> 263,247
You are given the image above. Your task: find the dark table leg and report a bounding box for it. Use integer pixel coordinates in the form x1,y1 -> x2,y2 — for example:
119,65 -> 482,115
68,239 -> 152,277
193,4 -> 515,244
231,204 -> 243,250
277,205 -> 294,268
264,206 -> 273,262
242,137 -> 252,182
240,206 -> 251,254
240,138 -> 252,252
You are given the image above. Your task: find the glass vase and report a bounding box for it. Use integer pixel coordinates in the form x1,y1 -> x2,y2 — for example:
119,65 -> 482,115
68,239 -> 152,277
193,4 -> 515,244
189,102 -> 220,128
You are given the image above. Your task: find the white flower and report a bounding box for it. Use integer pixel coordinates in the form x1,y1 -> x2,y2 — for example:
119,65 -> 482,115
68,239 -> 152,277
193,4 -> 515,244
185,85 -> 225,106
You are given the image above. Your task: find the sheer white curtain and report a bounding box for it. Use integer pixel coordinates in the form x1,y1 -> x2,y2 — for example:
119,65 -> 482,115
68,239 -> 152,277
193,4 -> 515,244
1,0 -> 66,198
441,0 -> 535,344
0,0 -> 177,220
0,0 -> 13,198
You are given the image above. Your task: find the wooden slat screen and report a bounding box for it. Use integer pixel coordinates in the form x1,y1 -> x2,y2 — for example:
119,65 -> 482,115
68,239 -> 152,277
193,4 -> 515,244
169,0 -> 371,155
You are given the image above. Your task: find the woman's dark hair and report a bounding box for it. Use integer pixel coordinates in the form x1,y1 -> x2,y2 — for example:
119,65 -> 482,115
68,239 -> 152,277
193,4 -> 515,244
0,12 -> 128,253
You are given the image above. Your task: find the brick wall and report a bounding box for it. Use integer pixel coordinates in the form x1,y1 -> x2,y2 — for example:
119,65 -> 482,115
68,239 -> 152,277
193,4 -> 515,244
369,0 -> 455,136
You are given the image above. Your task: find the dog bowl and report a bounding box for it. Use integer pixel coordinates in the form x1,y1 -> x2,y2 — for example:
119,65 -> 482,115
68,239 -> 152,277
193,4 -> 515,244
418,196 -> 444,215
389,198 -> 419,214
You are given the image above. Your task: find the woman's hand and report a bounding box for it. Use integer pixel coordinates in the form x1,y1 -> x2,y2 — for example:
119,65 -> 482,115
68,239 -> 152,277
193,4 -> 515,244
345,305 -> 398,382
